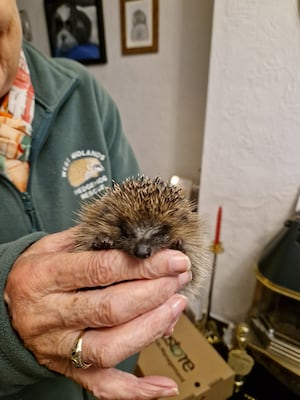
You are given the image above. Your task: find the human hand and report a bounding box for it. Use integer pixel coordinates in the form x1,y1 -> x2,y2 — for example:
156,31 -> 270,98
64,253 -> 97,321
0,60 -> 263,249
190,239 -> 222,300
4,228 -> 191,399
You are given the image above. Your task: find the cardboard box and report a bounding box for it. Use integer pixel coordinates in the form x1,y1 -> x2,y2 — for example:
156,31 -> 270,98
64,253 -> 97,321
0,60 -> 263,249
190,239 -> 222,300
136,313 -> 235,400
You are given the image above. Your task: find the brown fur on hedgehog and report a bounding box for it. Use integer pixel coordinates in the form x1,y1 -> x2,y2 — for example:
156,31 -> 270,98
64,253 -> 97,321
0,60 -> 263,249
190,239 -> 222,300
73,175 -> 210,300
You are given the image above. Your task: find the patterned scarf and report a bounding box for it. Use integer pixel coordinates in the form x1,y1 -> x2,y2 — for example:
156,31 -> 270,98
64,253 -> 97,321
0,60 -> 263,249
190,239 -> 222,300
0,50 -> 35,192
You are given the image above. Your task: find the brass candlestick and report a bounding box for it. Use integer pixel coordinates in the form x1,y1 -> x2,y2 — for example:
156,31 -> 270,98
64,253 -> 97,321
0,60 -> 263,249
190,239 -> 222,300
228,323 -> 255,393
202,207 -> 224,343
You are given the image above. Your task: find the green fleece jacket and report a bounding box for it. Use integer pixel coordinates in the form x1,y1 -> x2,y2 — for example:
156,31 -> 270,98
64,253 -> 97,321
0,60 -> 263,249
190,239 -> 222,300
0,42 -> 139,399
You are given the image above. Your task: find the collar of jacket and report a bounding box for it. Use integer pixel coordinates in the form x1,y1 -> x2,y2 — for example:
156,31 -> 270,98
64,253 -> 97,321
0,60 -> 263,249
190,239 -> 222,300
23,40 -> 79,114
22,41 -> 80,163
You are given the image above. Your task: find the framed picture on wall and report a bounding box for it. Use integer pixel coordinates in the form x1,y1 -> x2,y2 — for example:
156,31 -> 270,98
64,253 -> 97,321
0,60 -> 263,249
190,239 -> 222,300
44,0 -> 107,64
120,0 -> 159,55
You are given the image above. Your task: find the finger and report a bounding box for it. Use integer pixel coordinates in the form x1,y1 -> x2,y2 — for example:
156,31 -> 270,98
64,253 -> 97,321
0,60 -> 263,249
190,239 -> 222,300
25,229 -> 191,285
36,249 -> 191,292
12,248 -> 191,296
26,273 -> 191,335
71,367 -> 179,400
72,294 -> 187,368
25,295 -> 187,378
64,272 -> 191,328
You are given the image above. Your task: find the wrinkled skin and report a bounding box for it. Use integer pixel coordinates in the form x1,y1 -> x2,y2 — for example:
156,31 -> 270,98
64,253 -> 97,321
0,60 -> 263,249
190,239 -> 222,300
4,228 -> 191,399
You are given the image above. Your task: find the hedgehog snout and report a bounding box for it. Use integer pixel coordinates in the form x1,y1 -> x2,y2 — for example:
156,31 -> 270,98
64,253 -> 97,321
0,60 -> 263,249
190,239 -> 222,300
134,242 -> 152,259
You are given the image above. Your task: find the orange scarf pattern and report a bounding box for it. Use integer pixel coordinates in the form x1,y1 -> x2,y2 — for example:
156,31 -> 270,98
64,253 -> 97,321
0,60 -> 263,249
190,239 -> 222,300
0,50 -> 34,192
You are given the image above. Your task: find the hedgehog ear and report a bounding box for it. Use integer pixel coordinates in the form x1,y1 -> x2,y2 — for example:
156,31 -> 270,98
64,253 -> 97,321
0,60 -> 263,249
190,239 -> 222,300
161,224 -> 171,235
170,239 -> 183,251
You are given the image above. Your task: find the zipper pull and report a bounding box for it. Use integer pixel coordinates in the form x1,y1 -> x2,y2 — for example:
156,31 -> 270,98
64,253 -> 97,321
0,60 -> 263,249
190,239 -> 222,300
21,192 -> 40,232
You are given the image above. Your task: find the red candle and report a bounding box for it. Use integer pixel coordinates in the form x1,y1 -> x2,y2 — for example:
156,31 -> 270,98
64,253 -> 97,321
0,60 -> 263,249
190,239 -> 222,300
214,206 -> 222,245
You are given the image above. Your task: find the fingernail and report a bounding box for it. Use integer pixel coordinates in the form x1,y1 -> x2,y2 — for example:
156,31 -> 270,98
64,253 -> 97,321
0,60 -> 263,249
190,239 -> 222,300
178,270 -> 192,288
164,316 -> 180,337
169,255 -> 191,273
171,294 -> 188,318
160,387 -> 179,397
163,328 -> 174,338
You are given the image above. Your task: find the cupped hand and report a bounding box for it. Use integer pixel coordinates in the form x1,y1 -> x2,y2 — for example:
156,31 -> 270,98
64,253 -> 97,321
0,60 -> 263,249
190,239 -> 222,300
4,228 -> 191,399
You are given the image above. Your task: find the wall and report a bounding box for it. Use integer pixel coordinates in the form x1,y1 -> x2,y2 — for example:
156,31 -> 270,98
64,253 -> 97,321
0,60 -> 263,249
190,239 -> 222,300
16,0 -> 213,184
198,0 -> 300,323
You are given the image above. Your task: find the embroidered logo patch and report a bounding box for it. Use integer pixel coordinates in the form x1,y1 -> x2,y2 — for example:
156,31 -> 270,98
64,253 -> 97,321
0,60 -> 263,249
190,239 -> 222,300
61,150 -> 108,200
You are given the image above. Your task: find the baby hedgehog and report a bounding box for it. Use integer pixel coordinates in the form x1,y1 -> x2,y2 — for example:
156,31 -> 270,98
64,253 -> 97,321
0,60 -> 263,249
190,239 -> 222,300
73,175 -> 210,300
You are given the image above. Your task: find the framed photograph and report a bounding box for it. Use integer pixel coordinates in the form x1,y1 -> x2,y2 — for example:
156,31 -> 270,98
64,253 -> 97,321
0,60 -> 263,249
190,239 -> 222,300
44,0 -> 107,64
120,0 -> 159,55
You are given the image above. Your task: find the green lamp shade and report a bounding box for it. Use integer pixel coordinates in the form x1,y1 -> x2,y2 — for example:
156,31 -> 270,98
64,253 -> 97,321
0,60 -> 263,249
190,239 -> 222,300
257,218 -> 300,299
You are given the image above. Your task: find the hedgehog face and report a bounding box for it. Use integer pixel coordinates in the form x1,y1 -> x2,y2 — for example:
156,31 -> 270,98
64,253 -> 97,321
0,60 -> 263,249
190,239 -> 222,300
86,211 -> 186,257
75,176 -> 195,258
113,221 -> 184,258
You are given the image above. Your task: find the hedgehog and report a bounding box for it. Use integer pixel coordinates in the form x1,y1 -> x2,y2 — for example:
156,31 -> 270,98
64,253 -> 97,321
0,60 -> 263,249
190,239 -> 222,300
73,175 -> 210,300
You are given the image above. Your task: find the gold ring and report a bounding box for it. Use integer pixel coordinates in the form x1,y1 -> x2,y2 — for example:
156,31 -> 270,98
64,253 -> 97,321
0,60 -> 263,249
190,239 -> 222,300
70,332 -> 92,369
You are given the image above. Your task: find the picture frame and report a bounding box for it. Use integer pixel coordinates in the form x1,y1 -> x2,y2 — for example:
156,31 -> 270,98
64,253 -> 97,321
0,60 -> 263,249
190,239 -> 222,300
44,0 -> 107,64
120,0 -> 159,55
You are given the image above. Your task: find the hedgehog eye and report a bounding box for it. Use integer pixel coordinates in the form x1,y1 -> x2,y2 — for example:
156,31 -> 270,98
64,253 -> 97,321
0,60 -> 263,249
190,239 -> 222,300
161,225 -> 171,235
119,224 -> 132,239
150,225 -> 170,239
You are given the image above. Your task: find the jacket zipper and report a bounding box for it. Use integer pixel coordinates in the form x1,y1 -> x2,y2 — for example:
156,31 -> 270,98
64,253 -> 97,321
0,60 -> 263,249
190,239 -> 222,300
1,175 -> 41,232
20,191 -> 40,232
